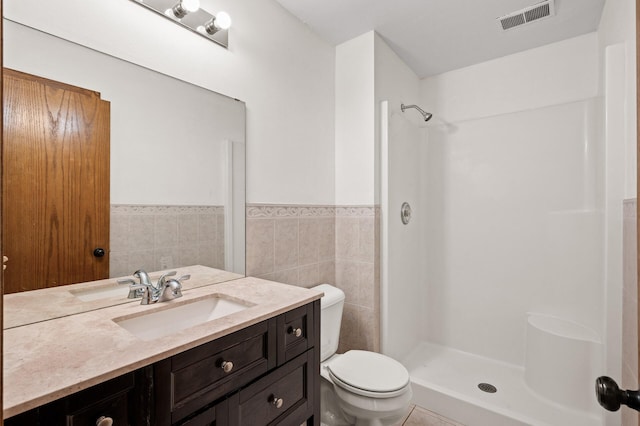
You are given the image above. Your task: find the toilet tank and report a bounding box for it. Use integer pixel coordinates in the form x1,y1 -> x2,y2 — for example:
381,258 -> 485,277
312,284 -> 345,362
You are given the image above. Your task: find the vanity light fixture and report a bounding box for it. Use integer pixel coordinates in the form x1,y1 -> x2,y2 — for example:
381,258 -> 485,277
131,0 -> 231,48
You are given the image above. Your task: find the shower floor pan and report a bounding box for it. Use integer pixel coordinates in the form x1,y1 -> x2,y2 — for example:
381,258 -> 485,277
402,342 -> 602,426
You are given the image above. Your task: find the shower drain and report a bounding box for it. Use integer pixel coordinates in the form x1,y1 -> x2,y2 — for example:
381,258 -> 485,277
478,383 -> 497,393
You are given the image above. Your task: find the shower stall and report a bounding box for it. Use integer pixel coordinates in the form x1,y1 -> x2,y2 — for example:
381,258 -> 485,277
379,68 -> 622,425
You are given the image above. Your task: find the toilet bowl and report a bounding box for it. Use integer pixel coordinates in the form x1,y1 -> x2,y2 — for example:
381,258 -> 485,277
313,284 -> 413,426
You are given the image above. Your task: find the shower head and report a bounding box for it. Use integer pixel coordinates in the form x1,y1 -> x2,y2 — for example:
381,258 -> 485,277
401,104 -> 433,122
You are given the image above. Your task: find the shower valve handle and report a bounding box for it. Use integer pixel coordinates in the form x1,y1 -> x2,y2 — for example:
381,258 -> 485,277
596,376 -> 640,412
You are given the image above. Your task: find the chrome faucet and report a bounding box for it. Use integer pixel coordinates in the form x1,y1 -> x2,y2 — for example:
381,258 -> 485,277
121,270 -> 189,305
133,270 -> 152,286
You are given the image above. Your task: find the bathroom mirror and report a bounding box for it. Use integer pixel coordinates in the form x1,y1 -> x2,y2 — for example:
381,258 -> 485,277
2,20 -> 246,328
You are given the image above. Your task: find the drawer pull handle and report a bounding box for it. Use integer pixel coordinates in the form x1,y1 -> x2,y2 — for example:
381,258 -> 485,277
221,360 -> 234,373
96,416 -> 114,426
288,326 -> 302,338
269,395 -> 284,409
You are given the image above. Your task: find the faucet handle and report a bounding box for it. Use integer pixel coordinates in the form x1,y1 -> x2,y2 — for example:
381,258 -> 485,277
127,283 -> 148,299
177,274 -> 191,282
157,271 -> 177,287
158,278 -> 183,302
129,284 -> 154,305
118,279 -> 140,299
167,279 -> 183,297
127,284 -> 149,301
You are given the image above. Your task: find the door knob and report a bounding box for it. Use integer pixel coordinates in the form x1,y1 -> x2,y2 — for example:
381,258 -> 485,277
596,376 -> 640,411
93,248 -> 106,257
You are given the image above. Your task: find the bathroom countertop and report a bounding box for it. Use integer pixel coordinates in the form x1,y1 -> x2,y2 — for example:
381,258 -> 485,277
4,265 -> 243,329
3,276 -> 323,418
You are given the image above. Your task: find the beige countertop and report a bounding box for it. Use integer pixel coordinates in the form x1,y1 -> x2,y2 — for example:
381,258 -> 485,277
4,275 -> 323,419
4,265 -> 244,329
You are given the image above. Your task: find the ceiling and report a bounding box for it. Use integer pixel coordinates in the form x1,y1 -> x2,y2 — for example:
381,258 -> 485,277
274,0 -> 606,78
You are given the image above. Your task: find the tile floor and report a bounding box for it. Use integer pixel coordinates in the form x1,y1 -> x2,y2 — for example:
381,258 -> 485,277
394,405 -> 465,426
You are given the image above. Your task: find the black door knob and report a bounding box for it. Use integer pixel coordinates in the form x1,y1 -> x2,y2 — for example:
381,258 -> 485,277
596,376 -> 640,412
93,248 -> 106,258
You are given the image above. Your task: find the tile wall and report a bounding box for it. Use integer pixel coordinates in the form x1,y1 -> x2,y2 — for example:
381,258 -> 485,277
335,206 -> 380,353
623,198 -> 638,426
109,205 -> 225,278
246,204 -> 380,353
245,205 -> 336,287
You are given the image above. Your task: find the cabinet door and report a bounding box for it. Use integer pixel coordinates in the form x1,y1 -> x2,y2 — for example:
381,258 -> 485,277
64,369 -> 152,426
4,371 -> 144,426
229,350 -> 314,426
277,303 -> 314,364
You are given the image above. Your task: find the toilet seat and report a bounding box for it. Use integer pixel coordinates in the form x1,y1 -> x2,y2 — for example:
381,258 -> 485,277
326,350 -> 410,398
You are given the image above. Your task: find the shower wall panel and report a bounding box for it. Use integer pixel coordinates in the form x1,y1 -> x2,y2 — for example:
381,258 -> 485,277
381,102 -> 429,360
423,99 -> 604,365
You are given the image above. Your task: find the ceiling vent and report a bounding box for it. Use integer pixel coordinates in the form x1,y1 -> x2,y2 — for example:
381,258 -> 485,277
497,0 -> 556,31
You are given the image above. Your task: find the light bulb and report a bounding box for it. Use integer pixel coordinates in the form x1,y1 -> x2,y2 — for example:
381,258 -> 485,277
204,11 -> 232,35
215,11 -> 232,30
169,0 -> 200,18
181,0 -> 200,13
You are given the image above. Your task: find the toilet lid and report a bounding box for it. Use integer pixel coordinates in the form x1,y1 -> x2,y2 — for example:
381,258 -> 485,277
326,350 -> 410,394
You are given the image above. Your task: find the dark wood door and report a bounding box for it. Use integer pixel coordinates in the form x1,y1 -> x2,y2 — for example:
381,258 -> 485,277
2,69 -> 110,293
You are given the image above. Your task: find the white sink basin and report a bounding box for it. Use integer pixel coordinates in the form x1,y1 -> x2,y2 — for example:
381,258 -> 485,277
70,285 -> 127,302
114,295 -> 253,341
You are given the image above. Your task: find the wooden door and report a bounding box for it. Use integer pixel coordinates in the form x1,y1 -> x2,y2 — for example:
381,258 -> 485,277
2,69 -> 110,294
637,0 -> 640,410
1,2 -> 5,421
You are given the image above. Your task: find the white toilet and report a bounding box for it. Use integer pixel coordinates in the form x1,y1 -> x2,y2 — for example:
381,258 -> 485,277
313,284 -> 413,426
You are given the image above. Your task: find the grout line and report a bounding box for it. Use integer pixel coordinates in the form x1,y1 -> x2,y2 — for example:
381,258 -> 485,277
401,405 -> 415,425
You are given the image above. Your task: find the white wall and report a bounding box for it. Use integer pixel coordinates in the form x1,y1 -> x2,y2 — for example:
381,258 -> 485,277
419,34 -> 604,365
421,33 -> 600,123
598,0 -> 637,199
335,32 -> 375,205
3,0 -> 336,205
334,31 -> 426,208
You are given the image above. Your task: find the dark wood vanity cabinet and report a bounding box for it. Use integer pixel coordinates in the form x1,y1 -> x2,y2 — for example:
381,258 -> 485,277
159,301 -> 319,426
5,301 -> 320,426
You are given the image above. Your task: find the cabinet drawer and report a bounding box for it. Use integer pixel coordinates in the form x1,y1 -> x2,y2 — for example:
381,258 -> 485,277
66,391 -> 129,426
230,350 -> 314,426
168,319 -> 277,423
176,399 -> 228,426
6,392 -> 131,426
277,304 -> 314,363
